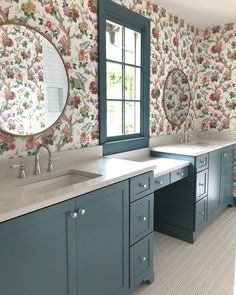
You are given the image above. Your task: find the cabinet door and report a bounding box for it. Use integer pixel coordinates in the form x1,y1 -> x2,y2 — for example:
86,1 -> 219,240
0,199 -> 77,295
208,149 -> 221,220
76,181 -> 129,295
195,197 -> 207,231
220,145 -> 235,207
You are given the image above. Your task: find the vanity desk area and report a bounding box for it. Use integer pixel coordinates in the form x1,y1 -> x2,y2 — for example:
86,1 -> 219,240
151,138 -> 236,243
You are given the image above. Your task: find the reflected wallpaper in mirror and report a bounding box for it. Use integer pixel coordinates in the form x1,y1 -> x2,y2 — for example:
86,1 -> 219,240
163,69 -> 191,126
0,24 -> 68,136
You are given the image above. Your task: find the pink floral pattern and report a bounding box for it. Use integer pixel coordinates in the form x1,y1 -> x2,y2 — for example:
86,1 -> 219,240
0,0 -> 198,158
0,24 -> 46,135
195,23 -> 236,131
0,0 -> 235,160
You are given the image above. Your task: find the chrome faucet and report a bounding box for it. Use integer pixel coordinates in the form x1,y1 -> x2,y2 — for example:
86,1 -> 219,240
33,144 -> 54,175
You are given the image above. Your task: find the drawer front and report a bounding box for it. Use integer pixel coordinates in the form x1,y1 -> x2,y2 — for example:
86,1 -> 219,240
195,197 -> 207,231
130,172 -> 154,202
170,166 -> 189,184
196,154 -> 208,172
130,194 -> 153,245
196,169 -> 208,201
154,173 -> 170,191
130,233 -> 153,290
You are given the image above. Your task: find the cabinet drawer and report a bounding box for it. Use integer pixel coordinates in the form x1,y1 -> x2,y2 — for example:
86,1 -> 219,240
170,166 -> 189,184
196,154 -> 208,172
196,169 -> 208,201
130,194 -> 153,245
130,234 -> 153,290
195,197 -> 207,232
154,173 -> 170,190
130,172 -> 154,202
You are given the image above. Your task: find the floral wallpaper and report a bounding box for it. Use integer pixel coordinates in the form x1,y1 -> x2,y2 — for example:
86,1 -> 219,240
195,23 -> 236,131
0,0 -> 198,159
0,0 -> 235,161
0,24 -> 46,135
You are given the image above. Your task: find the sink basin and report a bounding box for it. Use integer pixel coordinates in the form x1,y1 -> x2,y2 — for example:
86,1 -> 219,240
20,170 -> 102,194
184,142 -> 215,147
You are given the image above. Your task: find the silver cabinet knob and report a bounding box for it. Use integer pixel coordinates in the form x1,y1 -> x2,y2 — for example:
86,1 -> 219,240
177,172 -> 184,176
200,160 -> 206,165
139,183 -> 147,189
70,212 -> 78,219
201,211 -> 205,215
139,216 -> 147,222
78,208 -> 86,216
157,181 -> 163,185
198,183 -> 204,186
139,256 -> 146,263
223,153 -> 228,157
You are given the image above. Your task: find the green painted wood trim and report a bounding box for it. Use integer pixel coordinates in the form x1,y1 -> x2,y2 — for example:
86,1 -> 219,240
98,0 -> 150,155
103,136 -> 149,155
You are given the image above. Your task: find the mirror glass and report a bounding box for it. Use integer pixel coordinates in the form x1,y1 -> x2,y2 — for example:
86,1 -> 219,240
163,69 -> 191,126
0,24 -> 68,136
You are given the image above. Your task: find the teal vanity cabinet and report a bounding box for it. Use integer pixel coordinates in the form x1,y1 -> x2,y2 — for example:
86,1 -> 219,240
151,145 -> 235,243
76,181 -> 129,295
0,172 -> 155,295
0,180 -> 129,295
0,199 -> 76,295
129,172 -> 154,290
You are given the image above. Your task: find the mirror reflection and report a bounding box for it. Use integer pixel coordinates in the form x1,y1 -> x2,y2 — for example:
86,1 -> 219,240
163,69 -> 191,126
0,24 -> 68,136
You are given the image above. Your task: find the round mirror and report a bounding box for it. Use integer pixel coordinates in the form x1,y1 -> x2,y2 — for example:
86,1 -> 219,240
0,24 -> 68,136
163,69 -> 191,126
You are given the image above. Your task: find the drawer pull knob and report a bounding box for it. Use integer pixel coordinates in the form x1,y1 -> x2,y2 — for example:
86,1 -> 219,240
200,160 -> 206,165
223,153 -> 228,157
139,183 -> 147,188
139,256 -> 146,263
177,172 -> 184,176
70,212 -> 78,219
157,181 -> 163,185
78,208 -> 86,216
198,183 -> 204,186
202,211 -> 205,215
139,216 -> 147,222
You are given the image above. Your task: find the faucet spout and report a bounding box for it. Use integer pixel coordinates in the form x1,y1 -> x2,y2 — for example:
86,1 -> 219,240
33,144 -> 53,175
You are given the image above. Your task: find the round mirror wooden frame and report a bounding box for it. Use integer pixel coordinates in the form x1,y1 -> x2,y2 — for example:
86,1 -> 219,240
163,69 -> 191,126
0,23 -> 69,137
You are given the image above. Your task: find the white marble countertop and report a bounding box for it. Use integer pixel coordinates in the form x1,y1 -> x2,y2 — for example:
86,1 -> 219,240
0,157 -> 156,223
151,139 -> 236,156
111,153 -> 189,177
136,157 -> 189,177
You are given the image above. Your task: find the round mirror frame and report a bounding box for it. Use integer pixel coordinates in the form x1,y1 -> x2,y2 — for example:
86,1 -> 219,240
163,68 -> 191,127
0,22 -> 69,137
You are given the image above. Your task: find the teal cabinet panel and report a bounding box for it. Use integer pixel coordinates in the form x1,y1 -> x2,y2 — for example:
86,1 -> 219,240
195,197 -> 207,232
196,169 -> 208,201
196,154 -> 208,172
130,172 -> 154,202
76,180 -> 129,295
220,145 -> 234,207
130,233 -> 154,290
0,199 -> 77,295
130,194 -> 153,245
170,166 -> 189,184
154,173 -> 170,190
208,149 -> 221,219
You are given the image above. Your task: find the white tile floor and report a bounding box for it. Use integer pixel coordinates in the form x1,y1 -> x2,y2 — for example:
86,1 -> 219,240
132,207 -> 236,295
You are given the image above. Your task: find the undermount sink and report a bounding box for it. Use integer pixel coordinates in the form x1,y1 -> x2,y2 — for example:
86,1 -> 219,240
20,170 -> 102,194
184,142 -> 215,147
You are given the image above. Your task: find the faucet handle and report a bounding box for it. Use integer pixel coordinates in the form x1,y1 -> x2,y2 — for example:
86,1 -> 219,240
10,163 -> 26,178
